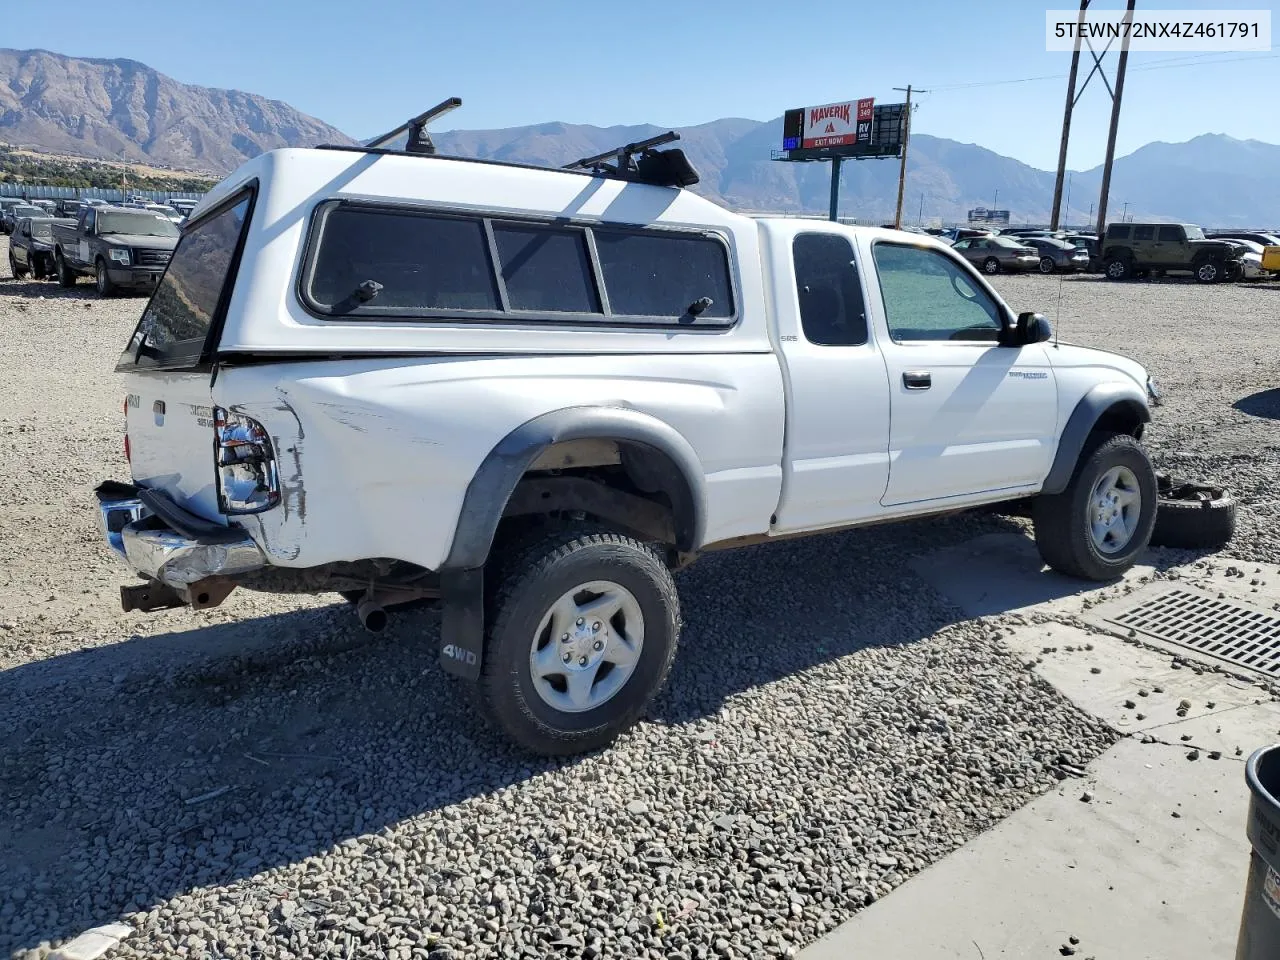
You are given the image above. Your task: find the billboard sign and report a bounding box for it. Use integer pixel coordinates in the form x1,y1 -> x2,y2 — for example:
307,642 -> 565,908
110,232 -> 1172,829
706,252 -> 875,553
968,208 -> 1011,224
794,98 -> 875,150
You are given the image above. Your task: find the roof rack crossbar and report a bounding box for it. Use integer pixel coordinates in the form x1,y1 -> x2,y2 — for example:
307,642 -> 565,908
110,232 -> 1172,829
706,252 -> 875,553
564,131 -> 680,175
365,97 -> 463,155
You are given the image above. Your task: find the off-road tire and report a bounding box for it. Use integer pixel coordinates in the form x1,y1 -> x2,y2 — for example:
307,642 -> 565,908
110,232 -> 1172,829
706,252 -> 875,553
7,250 -> 26,280
1151,480 -> 1236,549
478,524 -> 680,756
1195,259 -> 1222,284
55,251 -> 76,287
982,257 -> 1000,275
1033,432 -> 1158,581
1104,256 -> 1130,280
1222,260 -> 1244,283
1038,256 -> 1055,274
95,259 -> 115,297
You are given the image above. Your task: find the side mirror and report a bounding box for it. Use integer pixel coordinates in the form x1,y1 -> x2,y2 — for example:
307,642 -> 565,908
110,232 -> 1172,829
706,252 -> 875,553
1015,311 -> 1053,345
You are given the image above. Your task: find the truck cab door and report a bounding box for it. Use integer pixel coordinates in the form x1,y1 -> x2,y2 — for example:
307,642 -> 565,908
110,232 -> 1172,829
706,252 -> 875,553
769,229 -> 892,532
79,208 -> 95,264
868,241 -> 1058,507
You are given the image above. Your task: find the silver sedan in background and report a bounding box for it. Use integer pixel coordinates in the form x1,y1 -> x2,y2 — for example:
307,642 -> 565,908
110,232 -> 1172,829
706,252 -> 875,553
950,235 -> 1041,274
1022,236 -> 1092,274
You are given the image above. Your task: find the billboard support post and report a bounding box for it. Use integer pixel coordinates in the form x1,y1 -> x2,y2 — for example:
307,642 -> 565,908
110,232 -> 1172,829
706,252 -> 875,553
828,156 -> 842,222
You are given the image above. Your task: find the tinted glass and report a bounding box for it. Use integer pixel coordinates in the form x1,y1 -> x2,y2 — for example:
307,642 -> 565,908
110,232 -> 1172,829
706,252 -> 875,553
792,234 -> 867,346
96,210 -> 180,238
122,193 -> 251,369
873,244 -> 1002,342
493,224 -> 599,313
13,205 -> 42,219
1133,225 -> 1154,241
307,207 -> 499,313
1157,226 -> 1182,242
30,221 -> 54,239
594,231 -> 734,320
1107,224 -> 1130,239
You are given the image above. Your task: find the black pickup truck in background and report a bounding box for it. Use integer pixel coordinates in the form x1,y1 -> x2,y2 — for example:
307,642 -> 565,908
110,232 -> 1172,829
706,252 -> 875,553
51,205 -> 180,296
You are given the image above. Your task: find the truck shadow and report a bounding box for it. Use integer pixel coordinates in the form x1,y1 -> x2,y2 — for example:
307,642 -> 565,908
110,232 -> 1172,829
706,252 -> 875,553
0,511 -> 1123,952
0,278 -> 106,299
1234,388 -> 1280,420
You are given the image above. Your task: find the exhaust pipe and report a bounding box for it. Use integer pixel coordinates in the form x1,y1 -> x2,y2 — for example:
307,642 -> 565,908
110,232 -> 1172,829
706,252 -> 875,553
356,596 -> 388,633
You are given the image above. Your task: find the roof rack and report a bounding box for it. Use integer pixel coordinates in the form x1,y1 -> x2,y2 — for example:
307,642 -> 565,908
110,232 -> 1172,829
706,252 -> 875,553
322,103 -> 700,188
563,131 -> 699,188
365,97 -> 463,155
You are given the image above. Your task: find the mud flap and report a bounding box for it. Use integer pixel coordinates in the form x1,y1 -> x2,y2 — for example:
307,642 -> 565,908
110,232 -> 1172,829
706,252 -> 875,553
439,567 -> 483,680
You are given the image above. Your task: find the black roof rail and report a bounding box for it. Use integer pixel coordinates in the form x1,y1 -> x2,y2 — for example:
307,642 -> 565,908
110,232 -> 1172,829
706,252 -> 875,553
318,106 -> 700,188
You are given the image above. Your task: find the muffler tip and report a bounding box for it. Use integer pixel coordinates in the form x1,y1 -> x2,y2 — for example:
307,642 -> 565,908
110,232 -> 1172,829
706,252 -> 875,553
356,598 -> 388,633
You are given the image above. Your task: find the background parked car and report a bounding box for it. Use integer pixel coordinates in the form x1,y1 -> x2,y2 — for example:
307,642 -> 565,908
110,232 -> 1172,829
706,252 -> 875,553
1061,234 -> 1102,271
167,198 -> 198,218
8,216 -> 73,280
950,235 -> 1040,274
30,199 -> 57,216
1,203 -> 46,235
1022,236 -> 1091,273
1208,231 -> 1280,247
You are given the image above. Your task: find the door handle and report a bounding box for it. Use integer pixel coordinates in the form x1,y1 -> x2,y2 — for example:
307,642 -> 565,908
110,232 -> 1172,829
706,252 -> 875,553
903,371 -> 932,391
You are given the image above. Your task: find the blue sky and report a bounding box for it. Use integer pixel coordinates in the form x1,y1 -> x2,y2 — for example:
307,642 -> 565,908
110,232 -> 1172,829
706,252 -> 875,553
10,0 -> 1278,170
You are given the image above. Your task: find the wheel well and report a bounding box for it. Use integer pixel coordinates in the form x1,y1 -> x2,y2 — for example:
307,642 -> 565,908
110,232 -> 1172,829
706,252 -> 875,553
1094,400 -> 1147,441
495,439 -> 697,559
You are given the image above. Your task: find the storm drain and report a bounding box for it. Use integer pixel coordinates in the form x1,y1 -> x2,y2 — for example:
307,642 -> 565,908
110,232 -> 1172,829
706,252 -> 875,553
1101,588 -> 1280,679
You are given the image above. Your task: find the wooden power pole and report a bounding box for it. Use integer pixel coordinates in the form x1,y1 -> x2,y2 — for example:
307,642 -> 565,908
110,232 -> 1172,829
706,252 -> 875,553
892,85 -> 924,229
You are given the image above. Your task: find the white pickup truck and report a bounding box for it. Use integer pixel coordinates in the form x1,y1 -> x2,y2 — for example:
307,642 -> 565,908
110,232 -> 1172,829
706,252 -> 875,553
97,139 -> 1160,755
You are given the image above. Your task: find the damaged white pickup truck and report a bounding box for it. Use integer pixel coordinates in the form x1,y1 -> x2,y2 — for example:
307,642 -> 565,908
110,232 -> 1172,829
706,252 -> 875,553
97,133 -> 1160,755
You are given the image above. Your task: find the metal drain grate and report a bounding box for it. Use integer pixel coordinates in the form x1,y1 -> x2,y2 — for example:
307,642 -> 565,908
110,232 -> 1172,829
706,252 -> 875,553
1104,588 -> 1280,678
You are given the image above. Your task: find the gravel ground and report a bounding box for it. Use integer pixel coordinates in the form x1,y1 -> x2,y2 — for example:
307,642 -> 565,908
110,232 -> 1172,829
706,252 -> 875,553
0,241 -> 1276,960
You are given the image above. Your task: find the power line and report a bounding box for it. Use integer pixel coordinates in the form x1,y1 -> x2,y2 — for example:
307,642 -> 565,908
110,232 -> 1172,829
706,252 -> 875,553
924,51 -> 1278,93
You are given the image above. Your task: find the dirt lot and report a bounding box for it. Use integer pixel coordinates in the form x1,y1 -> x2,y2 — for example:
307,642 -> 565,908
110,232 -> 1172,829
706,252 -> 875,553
0,240 -> 1277,959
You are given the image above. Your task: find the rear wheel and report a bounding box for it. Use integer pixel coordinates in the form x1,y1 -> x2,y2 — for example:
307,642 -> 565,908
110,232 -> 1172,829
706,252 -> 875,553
1038,256 -> 1055,274
1033,432 -> 1157,581
1104,256 -> 1130,280
478,525 -> 680,756
55,251 -> 76,287
95,259 -> 115,297
982,257 -> 1000,275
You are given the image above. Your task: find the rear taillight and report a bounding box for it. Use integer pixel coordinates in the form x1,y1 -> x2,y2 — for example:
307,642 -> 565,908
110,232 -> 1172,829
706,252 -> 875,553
213,407 -> 280,514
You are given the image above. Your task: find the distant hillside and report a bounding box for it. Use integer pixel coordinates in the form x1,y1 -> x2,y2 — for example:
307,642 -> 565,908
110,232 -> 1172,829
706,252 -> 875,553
0,48 -> 355,174
435,122 -> 1279,228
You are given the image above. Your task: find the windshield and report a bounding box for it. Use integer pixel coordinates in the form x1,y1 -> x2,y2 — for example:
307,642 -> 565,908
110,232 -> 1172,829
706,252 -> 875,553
97,211 -> 180,238
30,221 -> 54,239
12,206 -> 42,219
1183,225 -> 1205,241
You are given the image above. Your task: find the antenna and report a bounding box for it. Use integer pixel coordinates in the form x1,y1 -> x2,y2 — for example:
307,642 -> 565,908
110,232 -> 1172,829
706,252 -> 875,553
365,97 -> 463,155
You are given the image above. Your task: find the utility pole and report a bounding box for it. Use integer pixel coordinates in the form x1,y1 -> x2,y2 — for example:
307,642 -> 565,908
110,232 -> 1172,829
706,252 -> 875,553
917,192 -> 924,225
1051,0 -> 1090,229
892,84 -> 925,229
828,155 -> 843,222
1095,0 -> 1135,239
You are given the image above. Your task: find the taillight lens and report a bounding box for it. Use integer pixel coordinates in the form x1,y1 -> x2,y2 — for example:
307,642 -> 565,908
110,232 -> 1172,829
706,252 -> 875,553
213,407 -> 280,514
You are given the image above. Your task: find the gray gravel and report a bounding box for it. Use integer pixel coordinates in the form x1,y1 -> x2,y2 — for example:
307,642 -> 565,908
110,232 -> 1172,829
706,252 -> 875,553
1,245 -> 1275,959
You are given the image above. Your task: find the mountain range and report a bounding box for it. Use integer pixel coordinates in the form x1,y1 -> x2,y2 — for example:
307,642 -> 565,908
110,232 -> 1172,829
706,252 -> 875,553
1,48 -> 1275,227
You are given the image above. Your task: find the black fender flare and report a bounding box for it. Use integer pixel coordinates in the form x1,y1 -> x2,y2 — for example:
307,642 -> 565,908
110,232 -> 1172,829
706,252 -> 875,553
437,406 -> 705,680
1041,384 -> 1151,496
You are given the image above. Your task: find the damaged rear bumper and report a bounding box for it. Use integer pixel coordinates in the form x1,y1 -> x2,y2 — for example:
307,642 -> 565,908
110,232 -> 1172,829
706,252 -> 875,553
96,481 -> 266,610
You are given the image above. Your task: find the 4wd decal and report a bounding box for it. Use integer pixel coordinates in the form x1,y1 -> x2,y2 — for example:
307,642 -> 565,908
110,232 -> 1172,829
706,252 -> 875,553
1008,371 -> 1049,380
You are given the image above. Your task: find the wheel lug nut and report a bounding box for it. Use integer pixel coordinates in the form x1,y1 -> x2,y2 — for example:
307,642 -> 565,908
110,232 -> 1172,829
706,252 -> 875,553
562,652 -> 571,663
592,621 -> 601,631
593,640 -> 602,650
561,633 -> 570,642
578,656 -> 588,666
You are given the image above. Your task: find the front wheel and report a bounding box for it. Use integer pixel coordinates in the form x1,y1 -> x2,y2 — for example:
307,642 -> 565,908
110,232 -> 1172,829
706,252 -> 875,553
982,257 -> 1000,275
1195,260 -> 1222,284
1033,432 -> 1157,581
95,259 -> 115,297
478,525 -> 680,756
7,250 -> 26,279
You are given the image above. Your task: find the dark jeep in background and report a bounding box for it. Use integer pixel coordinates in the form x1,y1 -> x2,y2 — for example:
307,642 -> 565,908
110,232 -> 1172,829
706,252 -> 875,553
50,205 -> 179,296
1102,222 -> 1247,283
8,216 -> 74,279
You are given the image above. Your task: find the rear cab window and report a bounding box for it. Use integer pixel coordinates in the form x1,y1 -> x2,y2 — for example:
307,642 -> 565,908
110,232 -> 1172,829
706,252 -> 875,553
117,187 -> 255,371
300,201 -> 736,328
1106,224 -> 1130,240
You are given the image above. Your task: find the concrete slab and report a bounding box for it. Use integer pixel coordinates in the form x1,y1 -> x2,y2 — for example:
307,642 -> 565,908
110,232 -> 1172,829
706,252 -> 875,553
801,536 -> 1280,960
801,738 -> 1252,960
